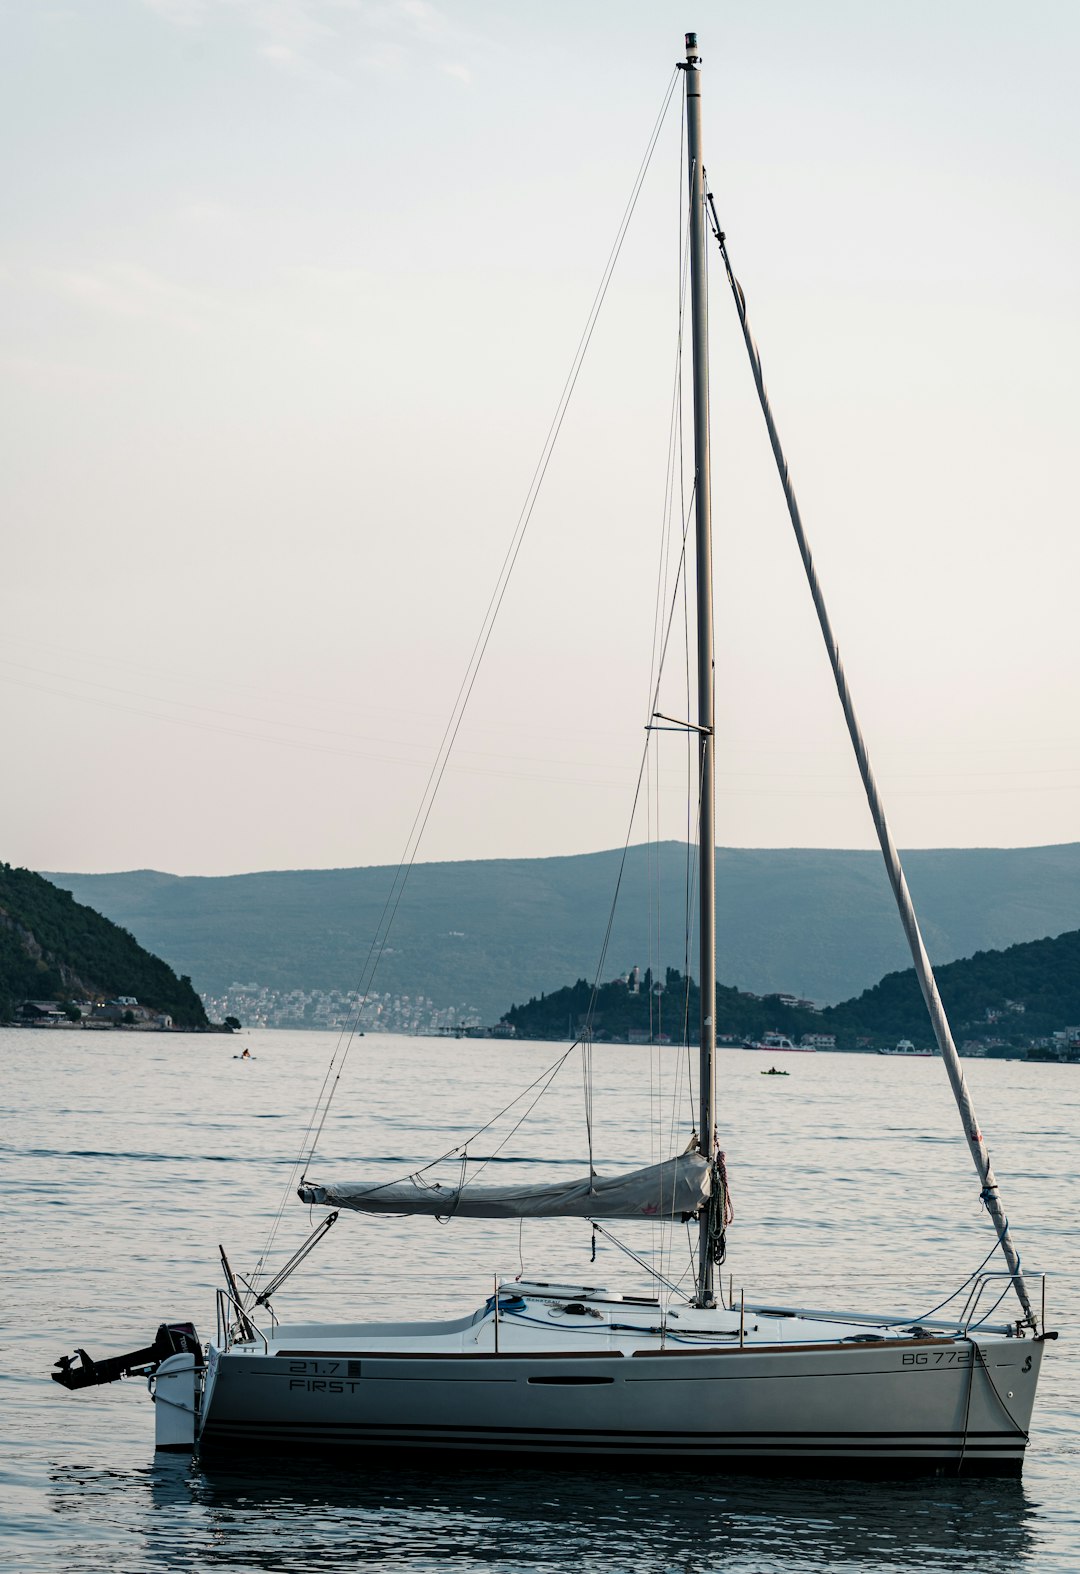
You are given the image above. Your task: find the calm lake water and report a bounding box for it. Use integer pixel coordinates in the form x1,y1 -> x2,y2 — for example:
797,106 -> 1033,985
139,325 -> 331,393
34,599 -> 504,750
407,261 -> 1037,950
3,1026 -> 1078,1572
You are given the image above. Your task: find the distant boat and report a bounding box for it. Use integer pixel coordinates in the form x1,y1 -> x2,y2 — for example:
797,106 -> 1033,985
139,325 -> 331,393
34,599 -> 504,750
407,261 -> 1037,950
880,1040 -> 934,1058
749,1033 -> 814,1053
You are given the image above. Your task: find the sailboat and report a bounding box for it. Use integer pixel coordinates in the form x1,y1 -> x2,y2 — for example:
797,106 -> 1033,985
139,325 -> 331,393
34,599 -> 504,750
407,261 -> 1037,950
53,33 -> 1052,1473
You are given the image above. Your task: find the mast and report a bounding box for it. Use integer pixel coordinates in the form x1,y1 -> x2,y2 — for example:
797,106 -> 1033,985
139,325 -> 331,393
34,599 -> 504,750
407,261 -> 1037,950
683,31 -> 717,1307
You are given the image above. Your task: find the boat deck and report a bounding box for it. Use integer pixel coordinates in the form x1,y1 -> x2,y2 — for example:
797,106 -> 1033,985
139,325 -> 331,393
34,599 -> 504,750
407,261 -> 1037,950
230,1281 -> 1015,1360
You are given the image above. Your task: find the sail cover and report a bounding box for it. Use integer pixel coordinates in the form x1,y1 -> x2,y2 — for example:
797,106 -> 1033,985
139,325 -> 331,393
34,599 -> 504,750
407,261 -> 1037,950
298,1151 -> 710,1221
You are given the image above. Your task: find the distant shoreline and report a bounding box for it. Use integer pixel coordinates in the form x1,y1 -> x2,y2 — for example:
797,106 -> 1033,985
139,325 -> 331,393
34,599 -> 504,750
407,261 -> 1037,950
1,1019 -> 232,1034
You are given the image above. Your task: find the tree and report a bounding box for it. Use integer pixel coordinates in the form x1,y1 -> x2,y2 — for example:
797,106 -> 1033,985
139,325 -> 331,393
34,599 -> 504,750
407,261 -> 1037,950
224,1015 -> 241,1030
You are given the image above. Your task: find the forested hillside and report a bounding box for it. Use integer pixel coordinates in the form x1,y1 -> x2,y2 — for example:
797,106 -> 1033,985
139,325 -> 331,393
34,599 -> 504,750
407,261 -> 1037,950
822,929 -> 1080,1044
0,864 -> 208,1026
504,969 -> 813,1044
506,929 -> 1080,1050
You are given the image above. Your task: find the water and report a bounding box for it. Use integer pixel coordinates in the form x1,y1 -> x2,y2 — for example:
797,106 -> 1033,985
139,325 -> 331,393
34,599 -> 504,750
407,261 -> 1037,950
3,1027 -> 1078,1572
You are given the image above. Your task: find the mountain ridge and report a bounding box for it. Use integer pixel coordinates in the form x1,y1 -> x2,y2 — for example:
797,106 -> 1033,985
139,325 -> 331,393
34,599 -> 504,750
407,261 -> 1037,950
44,841 -> 1080,1021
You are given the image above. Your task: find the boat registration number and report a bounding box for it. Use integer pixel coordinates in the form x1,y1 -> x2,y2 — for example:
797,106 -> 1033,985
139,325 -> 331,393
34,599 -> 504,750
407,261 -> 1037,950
902,1350 -> 972,1366
285,1359 -> 363,1377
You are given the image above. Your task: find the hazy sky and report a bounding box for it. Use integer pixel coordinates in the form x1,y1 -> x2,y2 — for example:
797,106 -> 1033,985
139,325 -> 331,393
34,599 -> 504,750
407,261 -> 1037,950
2,0 -> 1078,877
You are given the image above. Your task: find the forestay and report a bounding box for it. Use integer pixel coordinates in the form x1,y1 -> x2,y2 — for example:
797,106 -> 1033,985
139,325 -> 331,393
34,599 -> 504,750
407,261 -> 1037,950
298,1151 -> 710,1220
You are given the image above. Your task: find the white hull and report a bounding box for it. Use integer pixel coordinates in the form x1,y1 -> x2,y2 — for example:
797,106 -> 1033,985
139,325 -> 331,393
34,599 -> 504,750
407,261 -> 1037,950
197,1288 -> 1043,1474
750,1044 -> 815,1053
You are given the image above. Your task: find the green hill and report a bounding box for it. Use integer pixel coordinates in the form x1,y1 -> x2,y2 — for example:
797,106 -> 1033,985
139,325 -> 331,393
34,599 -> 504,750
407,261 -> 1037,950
504,969 -> 812,1045
822,929 -> 1080,1045
0,864 -> 208,1026
45,842 -> 1080,1020
506,929 -> 1080,1050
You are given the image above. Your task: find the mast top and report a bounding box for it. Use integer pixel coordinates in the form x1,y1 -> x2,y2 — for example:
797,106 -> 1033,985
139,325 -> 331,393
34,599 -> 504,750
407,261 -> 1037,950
684,33 -> 701,64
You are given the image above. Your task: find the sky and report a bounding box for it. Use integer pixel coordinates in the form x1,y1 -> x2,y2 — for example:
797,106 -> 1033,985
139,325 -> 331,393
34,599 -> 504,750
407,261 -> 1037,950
2,0 -> 1078,877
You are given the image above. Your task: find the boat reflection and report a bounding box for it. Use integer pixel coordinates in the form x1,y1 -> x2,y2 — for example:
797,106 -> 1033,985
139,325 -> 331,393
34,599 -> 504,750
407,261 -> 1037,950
118,1453 -> 1040,1572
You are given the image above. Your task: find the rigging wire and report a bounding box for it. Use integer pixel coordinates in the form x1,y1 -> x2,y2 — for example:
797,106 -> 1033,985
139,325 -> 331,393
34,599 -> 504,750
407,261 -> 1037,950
589,1221 -> 690,1302
913,1236 -> 1008,1322
255,564 -> 693,1281
652,100 -> 696,1287
646,471 -> 703,1277
643,88 -> 694,1263
290,1041 -> 582,1215
519,472 -> 702,1219
913,1197 -> 1028,1330
305,64 -> 680,1161
645,156 -> 694,1260
559,465 -> 703,1215
672,84 -> 698,1303
244,71 -> 682,1297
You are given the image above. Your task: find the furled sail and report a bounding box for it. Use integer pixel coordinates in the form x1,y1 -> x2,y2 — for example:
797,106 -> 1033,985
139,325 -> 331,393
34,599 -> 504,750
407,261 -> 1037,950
298,1151 -> 710,1220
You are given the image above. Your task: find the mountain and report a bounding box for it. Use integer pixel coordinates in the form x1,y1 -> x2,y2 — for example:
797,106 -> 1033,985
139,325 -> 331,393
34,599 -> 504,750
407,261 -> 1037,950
0,864 -> 208,1026
44,842 -> 1080,1022
505,928 -> 1080,1050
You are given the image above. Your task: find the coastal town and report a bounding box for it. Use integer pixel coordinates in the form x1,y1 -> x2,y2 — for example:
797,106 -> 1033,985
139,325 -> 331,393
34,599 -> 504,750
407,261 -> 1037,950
200,982 -> 484,1037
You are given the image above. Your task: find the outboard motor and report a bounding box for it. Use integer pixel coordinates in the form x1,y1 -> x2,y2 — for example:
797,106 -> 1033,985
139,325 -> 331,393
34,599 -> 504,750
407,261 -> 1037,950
52,1322 -> 203,1452
52,1322 -> 201,1390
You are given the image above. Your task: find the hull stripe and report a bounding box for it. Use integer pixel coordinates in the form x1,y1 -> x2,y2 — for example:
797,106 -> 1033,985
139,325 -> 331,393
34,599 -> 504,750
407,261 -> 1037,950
201,1420 -> 1025,1452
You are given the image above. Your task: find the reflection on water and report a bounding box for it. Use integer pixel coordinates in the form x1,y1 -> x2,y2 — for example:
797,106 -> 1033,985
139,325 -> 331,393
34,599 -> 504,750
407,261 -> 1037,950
43,1453 -> 1038,1574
